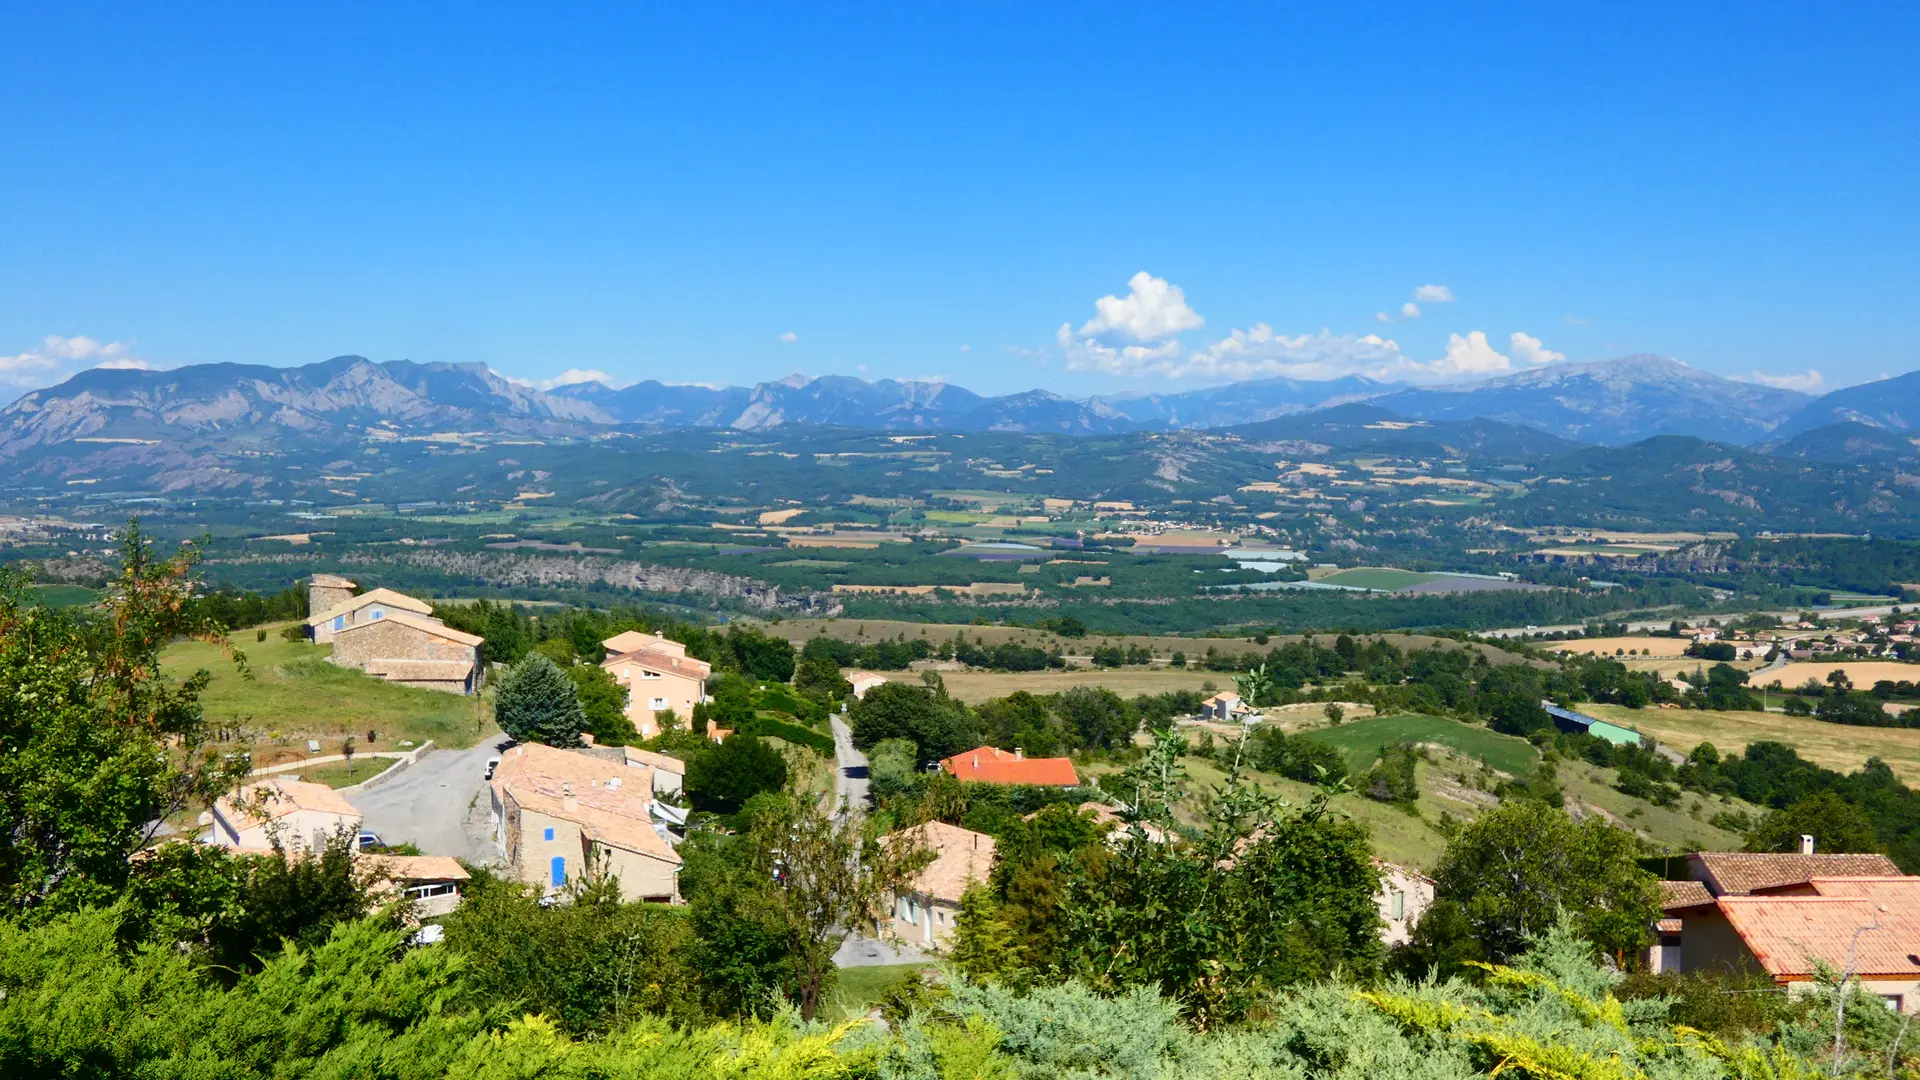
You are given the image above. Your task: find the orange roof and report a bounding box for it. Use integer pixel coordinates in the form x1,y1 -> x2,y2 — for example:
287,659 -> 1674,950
490,742 -> 679,865
942,746 -> 1079,786
1661,879 -> 1715,909
214,776 -> 362,832
307,587 -> 435,626
603,645 -> 712,681
1717,894 -> 1920,980
890,821 -> 996,904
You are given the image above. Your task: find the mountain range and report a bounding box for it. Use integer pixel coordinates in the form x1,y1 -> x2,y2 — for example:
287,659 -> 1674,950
3,353 -> 1916,461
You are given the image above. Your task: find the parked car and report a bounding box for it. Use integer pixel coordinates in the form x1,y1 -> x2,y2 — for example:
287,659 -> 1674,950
484,756 -> 501,780
356,831 -> 383,851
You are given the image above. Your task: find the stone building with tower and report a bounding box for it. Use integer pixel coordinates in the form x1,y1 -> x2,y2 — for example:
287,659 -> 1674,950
303,575 -> 485,695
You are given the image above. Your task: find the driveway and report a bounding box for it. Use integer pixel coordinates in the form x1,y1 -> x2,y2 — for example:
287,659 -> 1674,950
829,715 -> 869,818
346,735 -> 510,863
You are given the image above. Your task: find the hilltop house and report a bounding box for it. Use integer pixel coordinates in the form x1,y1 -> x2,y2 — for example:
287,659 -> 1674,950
488,741 -> 684,903
1650,847 -> 1920,1010
600,631 -> 711,739
848,671 -> 889,699
1201,691 -> 1253,723
210,776 -> 361,853
885,821 -> 996,949
305,576 -> 485,695
360,854 -> 471,919
942,745 -> 1080,787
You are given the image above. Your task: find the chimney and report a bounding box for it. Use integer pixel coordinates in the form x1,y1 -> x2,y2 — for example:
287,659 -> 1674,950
581,732 -> 596,746
1800,834 -> 1816,855
972,754 -> 979,769
1015,747 -> 1024,760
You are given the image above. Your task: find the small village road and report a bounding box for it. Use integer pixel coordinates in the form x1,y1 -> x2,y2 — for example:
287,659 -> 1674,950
347,736 -> 508,864
829,715 -> 869,819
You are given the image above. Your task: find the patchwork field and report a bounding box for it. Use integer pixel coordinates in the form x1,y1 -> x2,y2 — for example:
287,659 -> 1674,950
1551,637 -> 1693,657
1582,703 -> 1920,784
1752,661 -> 1920,690
938,668 -> 1229,704
1311,567 -> 1436,590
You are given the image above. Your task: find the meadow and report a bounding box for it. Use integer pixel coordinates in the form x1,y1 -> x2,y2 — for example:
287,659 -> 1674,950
938,668 -> 1228,704
1300,713 -> 1538,776
1582,702 -> 1920,783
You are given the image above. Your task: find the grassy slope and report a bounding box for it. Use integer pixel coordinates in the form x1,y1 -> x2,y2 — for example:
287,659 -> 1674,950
1301,713 -> 1538,776
161,622 -> 490,764
1584,702 -> 1920,784
827,964 -> 933,1020
28,583 -> 100,608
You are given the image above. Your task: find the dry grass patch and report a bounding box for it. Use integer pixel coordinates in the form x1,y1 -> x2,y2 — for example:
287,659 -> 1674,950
938,668 -> 1229,704
1583,703 -> 1920,784
1550,637 -> 1692,657
1753,661 -> 1920,690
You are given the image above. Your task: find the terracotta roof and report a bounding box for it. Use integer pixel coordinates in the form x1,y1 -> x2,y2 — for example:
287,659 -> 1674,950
1717,895 -> 1920,979
602,631 -> 688,658
333,607 -> 484,647
1692,852 -> 1904,896
848,671 -> 888,687
215,776 -> 362,833
942,745 -> 1080,787
1656,918 -> 1684,933
359,854 -> 469,883
891,821 -> 996,904
308,587 -> 435,626
364,659 -> 476,681
1661,879 -> 1715,909
490,742 -> 679,865
613,649 -> 712,681
622,746 -> 688,775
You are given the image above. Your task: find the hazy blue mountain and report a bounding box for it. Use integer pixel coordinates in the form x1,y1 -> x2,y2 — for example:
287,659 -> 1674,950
1763,421 -> 1920,465
1773,371 -> 1920,438
1227,403 -> 1583,460
1094,375 -> 1384,427
1368,355 -> 1810,445
0,355 -> 611,457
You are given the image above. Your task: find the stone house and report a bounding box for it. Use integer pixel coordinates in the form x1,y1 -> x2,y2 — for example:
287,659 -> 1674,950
488,741 -> 683,903
210,776 -> 361,853
885,821 -> 995,949
308,573 -> 358,618
308,585 -> 435,644
600,631 -> 711,739
331,608 -> 485,694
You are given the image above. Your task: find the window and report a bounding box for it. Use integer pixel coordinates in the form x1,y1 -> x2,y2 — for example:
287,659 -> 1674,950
405,882 -> 459,899
550,856 -> 566,887
1389,889 -> 1405,920
1882,994 -> 1905,1012
371,608 -> 383,619
649,697 -> 669,710
641,670 -> 662,680
333,616 -> 344,631
543,827 -> 555,841
899,896 -> 917,925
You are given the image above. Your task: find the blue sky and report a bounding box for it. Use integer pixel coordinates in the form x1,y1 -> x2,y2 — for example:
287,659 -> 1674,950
1,4 -> 1915,398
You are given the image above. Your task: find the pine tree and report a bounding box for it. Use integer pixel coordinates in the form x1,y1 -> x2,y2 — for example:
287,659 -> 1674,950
949,885 -> 1017,985
494,653 -> 587,747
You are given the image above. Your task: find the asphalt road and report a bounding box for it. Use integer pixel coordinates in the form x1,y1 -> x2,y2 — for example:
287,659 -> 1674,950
346,736 -> 510,863
829,715 -> 869,818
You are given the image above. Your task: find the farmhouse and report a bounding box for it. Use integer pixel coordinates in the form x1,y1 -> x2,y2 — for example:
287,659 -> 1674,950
885,821 -> 995,948
360,854 -> 471,918
1650,848 -> 1920,1010
488,741 -> 683,903
304,576 -> 485,695
942,745 -> 1079,787
1201,691 -> 1253,723
600,631 -> 712,739
847,671 -> 889,699
210,776 -> 361,853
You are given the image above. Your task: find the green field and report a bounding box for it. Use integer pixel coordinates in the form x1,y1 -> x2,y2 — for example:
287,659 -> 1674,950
161,622 -> 491,760
1316,567 -> 1438,590
27,584 -> 100,608
827,963 -> 933,1020
289,757 -> 402,789
1301,713 -> 1538,776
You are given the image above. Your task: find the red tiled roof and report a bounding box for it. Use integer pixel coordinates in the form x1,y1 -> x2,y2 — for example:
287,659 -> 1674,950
1661,879 -> 1715,910
1718,895 -> 1920,980
941,746 -> 1079,786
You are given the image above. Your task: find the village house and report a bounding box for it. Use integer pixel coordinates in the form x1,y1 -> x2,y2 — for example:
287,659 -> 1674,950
1649,847 -> 1920,1010
304,576 -> 485,695
488,741 -> 683,903
847,671 -> 889,699
600,631 -> 711,739
885,820 -> 996,949
209,776 -> 361,853
1200,691 -> 1253,723
942,745 -> 1080,787
620,745 -> 687,795
360,854 -> 471,918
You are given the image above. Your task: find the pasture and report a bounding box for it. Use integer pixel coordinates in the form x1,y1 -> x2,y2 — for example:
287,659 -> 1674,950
1582,702 -> 1920,784
1752,661 -> 1920,691
1300,713 -> 1538,776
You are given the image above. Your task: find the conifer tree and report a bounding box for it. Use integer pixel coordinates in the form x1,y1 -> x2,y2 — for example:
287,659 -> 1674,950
494,653 -> 587,747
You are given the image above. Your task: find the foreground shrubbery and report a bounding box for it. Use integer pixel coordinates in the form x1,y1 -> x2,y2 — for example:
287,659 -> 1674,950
7,907 -> 1906,1079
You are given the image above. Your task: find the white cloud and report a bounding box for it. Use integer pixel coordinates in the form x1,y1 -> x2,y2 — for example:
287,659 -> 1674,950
1376,301 -> 1423,323
1745,369 -> 1825,393
501,368 -> 632,391
1074,271 -> 1204,342
1508,332 -> 1565,366
1412,284 -> 1456,303
0,334 -> 141,388
1435,331 -> 1512,375
777,331 -> 798,343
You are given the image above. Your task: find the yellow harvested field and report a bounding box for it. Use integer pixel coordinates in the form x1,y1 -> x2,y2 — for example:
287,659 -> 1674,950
1551,637 -> 1692,657
758,508 -> 807,525
939,668 -> 1230,704
1752,661 -> 1920,690
1584,703 -> 1920,783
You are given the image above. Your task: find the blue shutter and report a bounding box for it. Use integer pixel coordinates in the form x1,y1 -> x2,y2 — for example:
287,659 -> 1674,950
333,616 -> 344,631
550,856 -> 566,887
372,607 -> 383,619
543,827 -> 554,841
